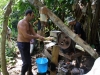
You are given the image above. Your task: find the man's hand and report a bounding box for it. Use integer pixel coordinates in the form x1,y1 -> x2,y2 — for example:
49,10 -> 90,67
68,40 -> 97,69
39,36 -> 45,41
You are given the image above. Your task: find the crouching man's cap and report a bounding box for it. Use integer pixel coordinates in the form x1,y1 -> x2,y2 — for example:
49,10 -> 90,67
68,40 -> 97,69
67,16 -> 75,24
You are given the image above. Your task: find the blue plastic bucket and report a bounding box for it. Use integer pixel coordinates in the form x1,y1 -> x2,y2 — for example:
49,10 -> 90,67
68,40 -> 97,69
36,57 -> 48,73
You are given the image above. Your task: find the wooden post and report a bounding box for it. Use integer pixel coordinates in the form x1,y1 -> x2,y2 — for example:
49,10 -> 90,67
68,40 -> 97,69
50,45 -> 59,75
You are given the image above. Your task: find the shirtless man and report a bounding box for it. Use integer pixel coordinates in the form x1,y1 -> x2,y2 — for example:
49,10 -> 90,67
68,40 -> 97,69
17,9 -> 45,75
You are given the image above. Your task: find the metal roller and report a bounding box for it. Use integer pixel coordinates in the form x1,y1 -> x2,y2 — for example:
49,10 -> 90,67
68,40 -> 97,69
57,32 -> 76,54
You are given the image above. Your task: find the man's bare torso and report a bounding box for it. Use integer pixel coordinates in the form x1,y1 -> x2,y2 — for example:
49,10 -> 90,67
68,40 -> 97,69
17,19 -> 32,42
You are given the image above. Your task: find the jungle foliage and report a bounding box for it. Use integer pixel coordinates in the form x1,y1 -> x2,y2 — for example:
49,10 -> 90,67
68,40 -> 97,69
0,0 -> 100,74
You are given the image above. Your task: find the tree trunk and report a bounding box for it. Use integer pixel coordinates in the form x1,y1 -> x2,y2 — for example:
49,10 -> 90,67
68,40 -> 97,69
0,0 -> 13,75
85,1 -> 92,44
90,0 -> 100,45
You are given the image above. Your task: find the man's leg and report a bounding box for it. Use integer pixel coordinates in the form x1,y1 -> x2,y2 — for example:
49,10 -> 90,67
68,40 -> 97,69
17,42 -> 33,75
27,66 -> 33,75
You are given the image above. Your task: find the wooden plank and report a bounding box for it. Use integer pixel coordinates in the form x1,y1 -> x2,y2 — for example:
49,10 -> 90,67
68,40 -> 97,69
43,7 -> 99,59
46,48 -> 84,60
28,0 -> 99,59
44,49 -> 52,59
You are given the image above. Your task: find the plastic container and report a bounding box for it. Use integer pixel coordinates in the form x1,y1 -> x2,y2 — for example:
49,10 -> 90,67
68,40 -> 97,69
36,57 -> 48,73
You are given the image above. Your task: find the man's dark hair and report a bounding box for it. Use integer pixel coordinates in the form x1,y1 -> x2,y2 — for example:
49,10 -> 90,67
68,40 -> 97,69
25,9 -> 33,16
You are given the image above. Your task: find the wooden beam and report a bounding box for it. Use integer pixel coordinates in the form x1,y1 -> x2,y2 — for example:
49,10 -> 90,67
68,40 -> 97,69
28,0 -> 99,59
46,48 -> 84,60
43,7 -> 99,59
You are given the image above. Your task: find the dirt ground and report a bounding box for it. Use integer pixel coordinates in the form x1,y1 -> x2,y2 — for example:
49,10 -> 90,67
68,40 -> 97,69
5,53 -> 43,75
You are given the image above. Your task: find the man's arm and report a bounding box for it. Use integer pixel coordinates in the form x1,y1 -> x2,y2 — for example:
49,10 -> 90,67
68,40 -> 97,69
30,24 -> 45,41
76,23 -> 82,37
